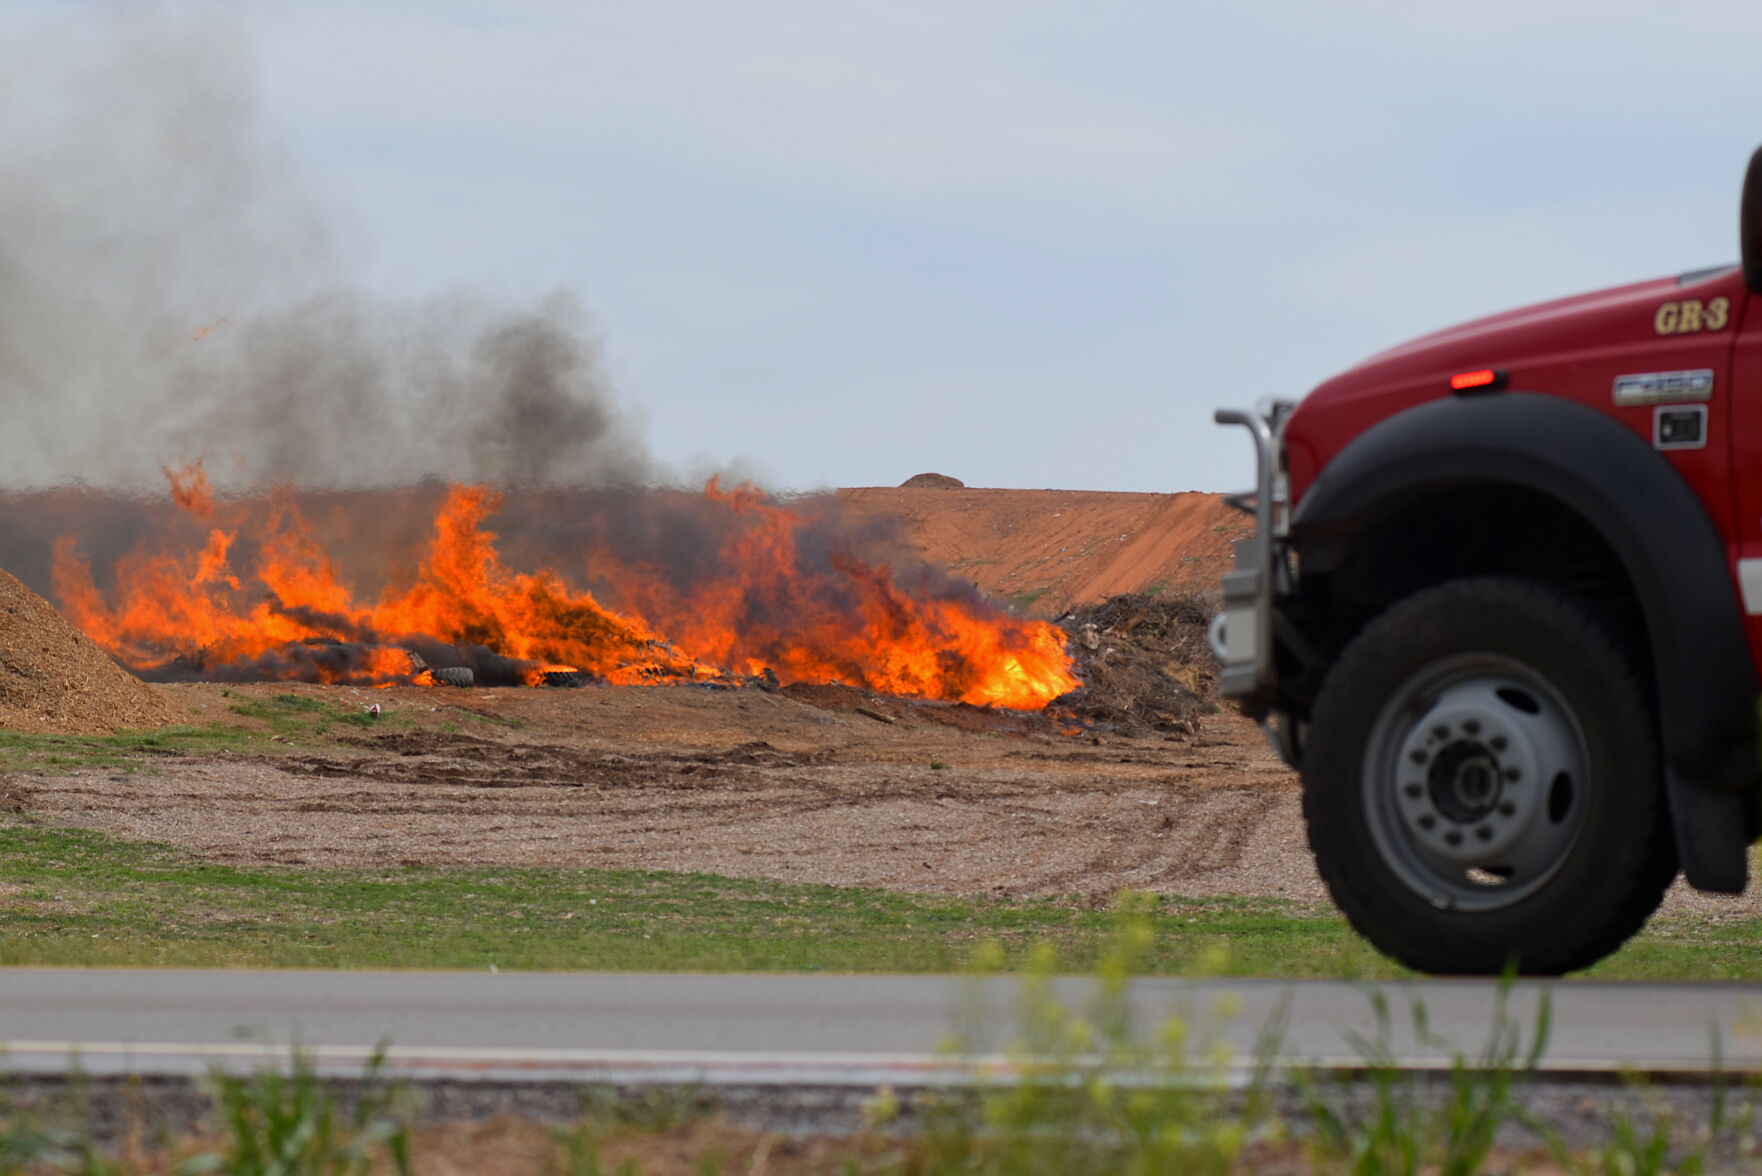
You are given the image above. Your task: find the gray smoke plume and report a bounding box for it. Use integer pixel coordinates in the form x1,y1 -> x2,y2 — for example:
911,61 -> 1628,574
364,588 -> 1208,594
0,9 -> 654,490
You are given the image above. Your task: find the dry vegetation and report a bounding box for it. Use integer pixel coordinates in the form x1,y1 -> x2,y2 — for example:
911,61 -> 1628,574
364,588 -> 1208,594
1054,591 -> 1219,736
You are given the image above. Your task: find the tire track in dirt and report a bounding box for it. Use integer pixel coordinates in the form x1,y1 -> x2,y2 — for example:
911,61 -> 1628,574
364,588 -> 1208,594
2,698 -> 1329,903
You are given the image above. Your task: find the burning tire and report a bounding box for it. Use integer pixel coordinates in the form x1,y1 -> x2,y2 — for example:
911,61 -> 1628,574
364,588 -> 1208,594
540,670 -> 587,688
1301,577 -> 1676,975
431,666 -> 475,688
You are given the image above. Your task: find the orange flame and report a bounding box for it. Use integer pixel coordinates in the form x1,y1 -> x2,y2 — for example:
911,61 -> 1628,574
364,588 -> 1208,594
51,479 -> 1080,709
591,481 -> 1076,709
162,460 -> 215,518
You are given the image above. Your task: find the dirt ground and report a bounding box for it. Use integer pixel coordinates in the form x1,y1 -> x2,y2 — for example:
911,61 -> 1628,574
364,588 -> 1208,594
3,679 -> 1744,920
9,680 -> 1312,903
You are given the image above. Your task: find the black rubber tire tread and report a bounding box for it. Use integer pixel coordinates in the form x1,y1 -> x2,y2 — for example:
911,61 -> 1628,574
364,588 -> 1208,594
431,666 -> 475,688
1302,576 -> 1676,976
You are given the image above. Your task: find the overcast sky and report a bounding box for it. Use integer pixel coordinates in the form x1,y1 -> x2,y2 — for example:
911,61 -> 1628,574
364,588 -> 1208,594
13,2 -> 1762,493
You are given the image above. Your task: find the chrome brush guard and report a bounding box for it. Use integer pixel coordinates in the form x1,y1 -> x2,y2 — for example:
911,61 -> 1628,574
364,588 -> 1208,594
1209,402 -> 1292,700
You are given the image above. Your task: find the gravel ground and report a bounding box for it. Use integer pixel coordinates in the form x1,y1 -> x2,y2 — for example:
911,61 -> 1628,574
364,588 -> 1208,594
11,1071 -> 1761,1171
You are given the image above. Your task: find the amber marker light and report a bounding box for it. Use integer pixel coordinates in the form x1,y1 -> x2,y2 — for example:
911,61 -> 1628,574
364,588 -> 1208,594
1449,367 -> 1508,392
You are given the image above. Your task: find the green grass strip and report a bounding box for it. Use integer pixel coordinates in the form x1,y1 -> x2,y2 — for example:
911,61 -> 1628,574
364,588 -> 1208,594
0,823 -> 1751,977
0,694 -> 419,775
0,824 -> 1372,974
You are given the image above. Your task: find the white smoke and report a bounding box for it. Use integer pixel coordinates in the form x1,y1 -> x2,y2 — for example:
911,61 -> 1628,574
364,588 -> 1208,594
0,8 -> 654,490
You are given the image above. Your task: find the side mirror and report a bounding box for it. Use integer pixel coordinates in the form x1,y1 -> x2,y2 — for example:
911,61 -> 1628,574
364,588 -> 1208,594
1743,145 -> 1762,293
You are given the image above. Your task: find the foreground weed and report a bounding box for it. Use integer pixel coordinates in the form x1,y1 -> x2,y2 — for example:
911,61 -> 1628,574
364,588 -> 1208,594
1534,1082 -> 1718,1176
0,1122 -> 108,1175
181,1047 -> 412,1176
1300,974 -> 1548,1176
916,892 -> 1279,1175
1523,1025 -> 1750,1174
574,1085 -> 712,1134
548,1122 -> 643,1176
1588,1110 -> 1685,1176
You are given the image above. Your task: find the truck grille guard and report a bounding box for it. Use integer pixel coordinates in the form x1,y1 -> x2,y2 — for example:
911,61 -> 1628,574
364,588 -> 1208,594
1210,402 -> 1294,701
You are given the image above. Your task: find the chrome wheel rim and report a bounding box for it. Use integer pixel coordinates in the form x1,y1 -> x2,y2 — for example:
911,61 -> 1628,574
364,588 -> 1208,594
1363,653 -> 1588,913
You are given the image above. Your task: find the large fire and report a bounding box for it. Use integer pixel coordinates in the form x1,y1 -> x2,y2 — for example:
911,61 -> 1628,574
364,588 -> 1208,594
47,467 -> 1080,710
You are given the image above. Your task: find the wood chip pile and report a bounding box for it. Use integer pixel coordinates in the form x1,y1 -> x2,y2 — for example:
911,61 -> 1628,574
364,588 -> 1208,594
0,568 -> 183,733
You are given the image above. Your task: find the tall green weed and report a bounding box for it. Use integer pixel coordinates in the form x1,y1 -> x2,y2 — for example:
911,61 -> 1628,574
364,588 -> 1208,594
179,1047 -> 412,1176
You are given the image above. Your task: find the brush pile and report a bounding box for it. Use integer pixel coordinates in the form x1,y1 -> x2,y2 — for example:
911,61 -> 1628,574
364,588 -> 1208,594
1053,591 -> 1218,736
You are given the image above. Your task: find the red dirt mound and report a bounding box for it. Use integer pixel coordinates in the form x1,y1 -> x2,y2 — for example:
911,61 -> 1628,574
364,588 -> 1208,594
0,568 -> 183,733
837,487 -> 1247,618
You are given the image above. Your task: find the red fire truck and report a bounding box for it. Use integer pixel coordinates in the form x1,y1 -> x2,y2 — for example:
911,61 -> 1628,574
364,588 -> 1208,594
1214,148 -> 1762,975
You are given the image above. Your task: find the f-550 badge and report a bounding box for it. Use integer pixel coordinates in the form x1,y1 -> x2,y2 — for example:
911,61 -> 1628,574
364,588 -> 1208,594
1654,296 -> 1731,335
1612,368 -> 1714,406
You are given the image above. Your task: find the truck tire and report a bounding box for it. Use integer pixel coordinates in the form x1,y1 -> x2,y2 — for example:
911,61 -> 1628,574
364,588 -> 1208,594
1302,577 -> 1676,975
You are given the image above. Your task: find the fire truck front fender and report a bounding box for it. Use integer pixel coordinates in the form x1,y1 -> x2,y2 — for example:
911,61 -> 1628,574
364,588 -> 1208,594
1290,391 -> 1758,799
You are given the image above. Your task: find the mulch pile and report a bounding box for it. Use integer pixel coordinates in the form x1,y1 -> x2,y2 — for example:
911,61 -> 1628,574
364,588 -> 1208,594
0,568 -> 184,733
898,472 -> 965,488
1052,591 -> 1218,736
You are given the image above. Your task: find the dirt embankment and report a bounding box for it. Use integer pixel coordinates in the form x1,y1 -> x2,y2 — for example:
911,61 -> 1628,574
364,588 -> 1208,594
838,487 -> 1248,618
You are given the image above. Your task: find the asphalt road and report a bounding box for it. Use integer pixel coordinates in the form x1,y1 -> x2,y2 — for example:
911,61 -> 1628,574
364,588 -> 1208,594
0,970 -> 1757,1085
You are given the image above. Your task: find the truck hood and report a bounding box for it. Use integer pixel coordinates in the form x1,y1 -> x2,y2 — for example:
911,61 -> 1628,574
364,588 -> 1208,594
1353,271 -> 1712,374
1283,264 -> 1741,496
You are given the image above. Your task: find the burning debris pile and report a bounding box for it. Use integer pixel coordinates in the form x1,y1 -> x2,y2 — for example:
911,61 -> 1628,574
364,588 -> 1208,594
0,18 -> 1088,718
42,468 -> 1080,711
1053,592 -> 1219,735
